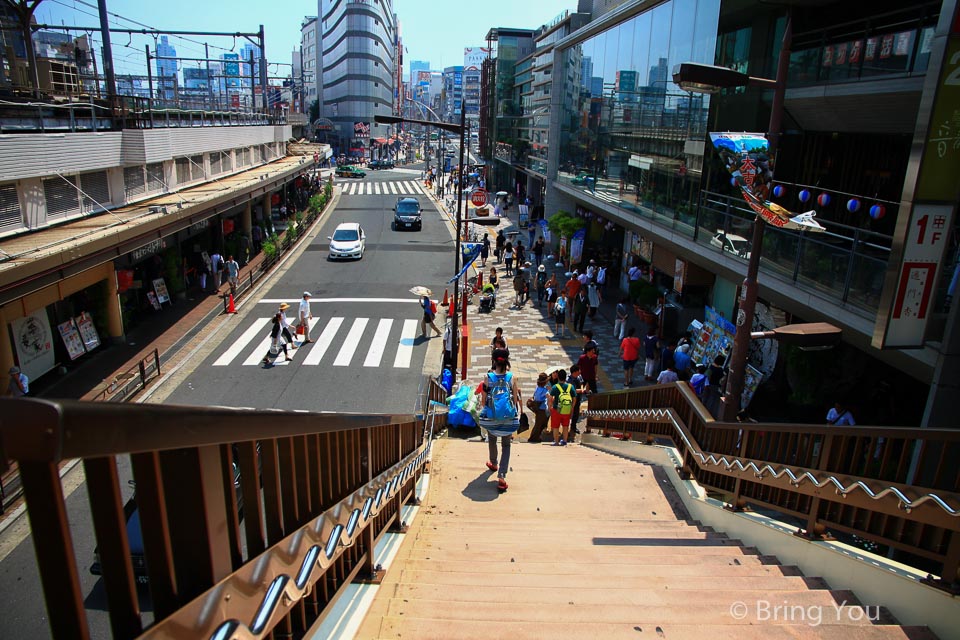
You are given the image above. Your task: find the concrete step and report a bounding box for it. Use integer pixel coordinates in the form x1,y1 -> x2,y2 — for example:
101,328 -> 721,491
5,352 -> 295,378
404,549 -> 769,565
388,583 -> 850,606
381,598 -> 911,627
370,618 -> 936,640
395,569 -> 816,590
417,517 -> 699,532
397,558 -> 801,578
410,535 -> 750,552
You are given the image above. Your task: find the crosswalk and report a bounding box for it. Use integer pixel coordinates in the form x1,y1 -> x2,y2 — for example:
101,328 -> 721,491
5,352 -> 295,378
213,316 -> 422,368
582,187 -> 623,205
340,180 -> 427,196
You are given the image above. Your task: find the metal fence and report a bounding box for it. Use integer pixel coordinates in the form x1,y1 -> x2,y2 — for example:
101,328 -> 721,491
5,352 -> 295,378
586,382 -> 960,590
0,376 -> 449,640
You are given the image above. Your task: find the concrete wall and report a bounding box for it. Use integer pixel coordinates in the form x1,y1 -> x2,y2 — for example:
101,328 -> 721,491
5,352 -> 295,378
582,435 -> 960,640
0,125 -> 292,180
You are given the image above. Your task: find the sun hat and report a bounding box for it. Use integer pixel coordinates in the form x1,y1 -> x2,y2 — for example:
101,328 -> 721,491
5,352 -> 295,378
279,302 -> 290,310
303,291 -> 311,297
538,264 -> 545,272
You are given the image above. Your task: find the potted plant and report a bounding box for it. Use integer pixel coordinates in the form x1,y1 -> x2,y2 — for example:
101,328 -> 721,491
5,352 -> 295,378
630,278 -> 660,324
546,209 -> 586,269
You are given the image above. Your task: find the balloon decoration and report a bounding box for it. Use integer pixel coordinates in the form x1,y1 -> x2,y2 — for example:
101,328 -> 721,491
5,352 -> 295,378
846,198 -> 861,213
730,177 -> 739,187
772,184 -> 785,198
869,204 -> 886,220
798,189 -> 811,203
817,192 -> 831,207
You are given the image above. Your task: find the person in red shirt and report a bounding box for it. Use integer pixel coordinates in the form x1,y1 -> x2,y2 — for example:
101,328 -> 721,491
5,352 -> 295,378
565,272 -> 581,299
576,342 -> 599,394
619,326 -> 642,387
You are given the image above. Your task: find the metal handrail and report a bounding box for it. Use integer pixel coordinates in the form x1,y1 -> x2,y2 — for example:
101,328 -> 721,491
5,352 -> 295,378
585,407 -> 960,518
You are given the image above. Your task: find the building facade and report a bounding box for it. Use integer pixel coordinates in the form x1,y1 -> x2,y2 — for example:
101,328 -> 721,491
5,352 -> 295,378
318,0 -> 398,158
528,0 -> 960,425
301,17 -> 321,116
442,65 -> 463,123
155,36 -> 178,100
463,46 -> 489,127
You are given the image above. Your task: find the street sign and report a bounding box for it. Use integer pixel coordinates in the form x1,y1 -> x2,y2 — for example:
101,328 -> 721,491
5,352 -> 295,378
471,189 -> 488,207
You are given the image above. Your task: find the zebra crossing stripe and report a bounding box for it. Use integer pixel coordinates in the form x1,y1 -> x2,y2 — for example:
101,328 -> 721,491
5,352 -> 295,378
374,182 -> 382,195
214,317 -> 270,366
363,318 -> 394,367
334,318 -> 369,366
388,182 -> 398,195
269,317 -> 323,366
302,317 -> 344,365
393,319 -> 418,368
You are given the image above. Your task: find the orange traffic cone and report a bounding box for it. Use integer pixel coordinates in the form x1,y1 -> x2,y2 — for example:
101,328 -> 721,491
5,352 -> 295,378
448,296 -> 455,317
226,293 -> 237,314
442,288 -> 449,306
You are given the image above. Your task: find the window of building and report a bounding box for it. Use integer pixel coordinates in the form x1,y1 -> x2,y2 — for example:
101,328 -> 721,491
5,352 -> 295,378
146,163 -> 164,192
0,183 -> 23,233
124,166 -> 146,199
79,171 -> 110,213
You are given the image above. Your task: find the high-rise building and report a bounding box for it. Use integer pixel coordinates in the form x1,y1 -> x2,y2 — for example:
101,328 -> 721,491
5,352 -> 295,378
462,47 -> 488,126
239,43 -> 262,90
409,59 -> 430,82
300,17 -> 320,116
319,0 -> 397,157
442,66 -> 463,123
155,36 -> 178,100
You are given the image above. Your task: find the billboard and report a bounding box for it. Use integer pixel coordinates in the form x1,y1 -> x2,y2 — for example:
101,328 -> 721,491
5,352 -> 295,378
464,47 -> 490,71
354,121 -> 371,136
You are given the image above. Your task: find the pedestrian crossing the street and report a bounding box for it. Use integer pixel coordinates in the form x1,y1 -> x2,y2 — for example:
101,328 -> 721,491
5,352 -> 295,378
341,180 -> 427,196
212,316 -> 421,368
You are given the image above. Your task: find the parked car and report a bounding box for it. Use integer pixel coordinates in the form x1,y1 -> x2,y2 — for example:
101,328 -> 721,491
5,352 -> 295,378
328,222 -> 366,259
394,197 -> 422,231
336,165 -> 366,178
710,231 -> 751,259
370,159 -> 394,170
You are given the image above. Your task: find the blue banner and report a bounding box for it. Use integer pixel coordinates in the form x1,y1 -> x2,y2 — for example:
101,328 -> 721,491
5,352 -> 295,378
448,244 -> 481,284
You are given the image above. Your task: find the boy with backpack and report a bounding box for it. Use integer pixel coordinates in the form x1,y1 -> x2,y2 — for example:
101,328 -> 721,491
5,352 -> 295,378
549,369 -> 576,446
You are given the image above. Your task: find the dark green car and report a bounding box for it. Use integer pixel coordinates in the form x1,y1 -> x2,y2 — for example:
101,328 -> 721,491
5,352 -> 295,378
336,165 -> 367,178
571,173 -> 592,185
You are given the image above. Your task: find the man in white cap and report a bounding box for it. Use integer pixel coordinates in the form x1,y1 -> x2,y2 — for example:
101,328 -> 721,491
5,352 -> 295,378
298,292 -> 314,343
8,366 -> 28,397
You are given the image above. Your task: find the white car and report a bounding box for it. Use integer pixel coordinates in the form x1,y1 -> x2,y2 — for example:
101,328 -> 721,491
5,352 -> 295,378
328,222 -> 365,260
710,231 -> 751,259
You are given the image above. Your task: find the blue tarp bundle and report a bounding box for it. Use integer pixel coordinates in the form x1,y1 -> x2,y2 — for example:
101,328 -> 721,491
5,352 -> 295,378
447,383 -> 477,427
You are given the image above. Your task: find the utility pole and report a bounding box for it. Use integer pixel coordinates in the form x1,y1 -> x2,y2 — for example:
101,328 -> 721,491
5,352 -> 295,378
258,24 -> 268,112
205,43 -> 213,109
97,0 -> 117,101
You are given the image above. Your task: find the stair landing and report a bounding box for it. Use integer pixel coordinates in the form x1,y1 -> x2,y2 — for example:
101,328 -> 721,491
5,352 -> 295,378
354,438 -> 936,640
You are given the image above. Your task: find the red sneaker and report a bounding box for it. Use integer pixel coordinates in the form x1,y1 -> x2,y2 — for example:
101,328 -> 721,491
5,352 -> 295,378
497,477 -> 508,491
485,461 -> 498,472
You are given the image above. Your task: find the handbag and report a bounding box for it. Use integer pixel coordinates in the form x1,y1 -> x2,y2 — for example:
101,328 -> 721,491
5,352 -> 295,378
296,323 -> 305,336
516,412 -> 530,434
525,398 -> 539,411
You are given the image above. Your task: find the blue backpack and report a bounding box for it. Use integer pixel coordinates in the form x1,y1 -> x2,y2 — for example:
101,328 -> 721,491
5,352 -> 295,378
485,371 -> 516,420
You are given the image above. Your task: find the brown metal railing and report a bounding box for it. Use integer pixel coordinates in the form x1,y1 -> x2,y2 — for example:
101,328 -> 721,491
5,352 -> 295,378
88,349 -> 161,403
0,378 -> 448,640
585,383 -> 960,589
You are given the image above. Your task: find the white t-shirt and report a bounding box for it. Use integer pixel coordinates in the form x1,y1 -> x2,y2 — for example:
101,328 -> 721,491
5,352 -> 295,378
299,298 -> 311,321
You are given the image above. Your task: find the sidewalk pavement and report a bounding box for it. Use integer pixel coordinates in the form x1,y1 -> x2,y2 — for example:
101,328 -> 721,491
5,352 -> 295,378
420,186 -> 654,410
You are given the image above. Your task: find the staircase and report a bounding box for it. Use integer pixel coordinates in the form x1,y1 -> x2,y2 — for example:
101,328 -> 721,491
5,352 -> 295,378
354,438 -> 937,639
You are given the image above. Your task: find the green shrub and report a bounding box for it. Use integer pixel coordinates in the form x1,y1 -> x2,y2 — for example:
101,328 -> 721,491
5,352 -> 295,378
263,233 -> 280,259
629,279 -> 660,308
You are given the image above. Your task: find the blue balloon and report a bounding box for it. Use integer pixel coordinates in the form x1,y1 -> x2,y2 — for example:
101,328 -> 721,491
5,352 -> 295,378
798,189 -> 811,203
846,198 -> 861,213
772,184 -> 785,198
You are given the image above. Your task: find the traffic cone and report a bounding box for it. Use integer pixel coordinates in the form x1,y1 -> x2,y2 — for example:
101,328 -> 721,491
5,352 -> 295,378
226,293 -> 237,314
442,288 -> 449,306
448,296 -> 455,317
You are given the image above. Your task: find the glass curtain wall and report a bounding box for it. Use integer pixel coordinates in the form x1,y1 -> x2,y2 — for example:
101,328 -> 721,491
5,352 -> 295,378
558,0 -> 720,233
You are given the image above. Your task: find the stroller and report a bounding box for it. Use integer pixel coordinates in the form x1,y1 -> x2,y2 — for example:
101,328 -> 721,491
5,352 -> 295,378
478,282 -> 497,313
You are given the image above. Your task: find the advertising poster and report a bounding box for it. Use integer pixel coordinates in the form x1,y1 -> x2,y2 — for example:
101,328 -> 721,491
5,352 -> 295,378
75,311 -> 101,352
153,278 -> 171,304
689,306 -> 735,367
11,308 -> 56,381
147,291 -> 162,311
742,364 -> 764,409
58,319 -> 86,360
570,228 -> 586,265
539,219 -> 551,243
518,204 -> 529,229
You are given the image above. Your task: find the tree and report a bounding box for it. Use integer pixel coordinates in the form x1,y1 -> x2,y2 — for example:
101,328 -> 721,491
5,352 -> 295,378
546,209 -> 586,268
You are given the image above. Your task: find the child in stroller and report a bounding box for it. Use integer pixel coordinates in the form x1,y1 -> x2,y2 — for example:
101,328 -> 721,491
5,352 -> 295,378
478,282 -> 497,313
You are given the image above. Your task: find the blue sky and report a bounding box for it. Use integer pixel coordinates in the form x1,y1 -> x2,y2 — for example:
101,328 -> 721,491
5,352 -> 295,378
37,0 -> 577,77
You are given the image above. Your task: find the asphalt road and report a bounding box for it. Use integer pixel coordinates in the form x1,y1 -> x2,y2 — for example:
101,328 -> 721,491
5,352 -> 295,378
0,164 -> 454,639
164,167 -> 452,413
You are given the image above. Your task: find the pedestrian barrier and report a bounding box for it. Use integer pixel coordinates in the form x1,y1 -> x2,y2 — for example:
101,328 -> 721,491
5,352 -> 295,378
0,377 -> 448,640
585,382 -> 960,591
